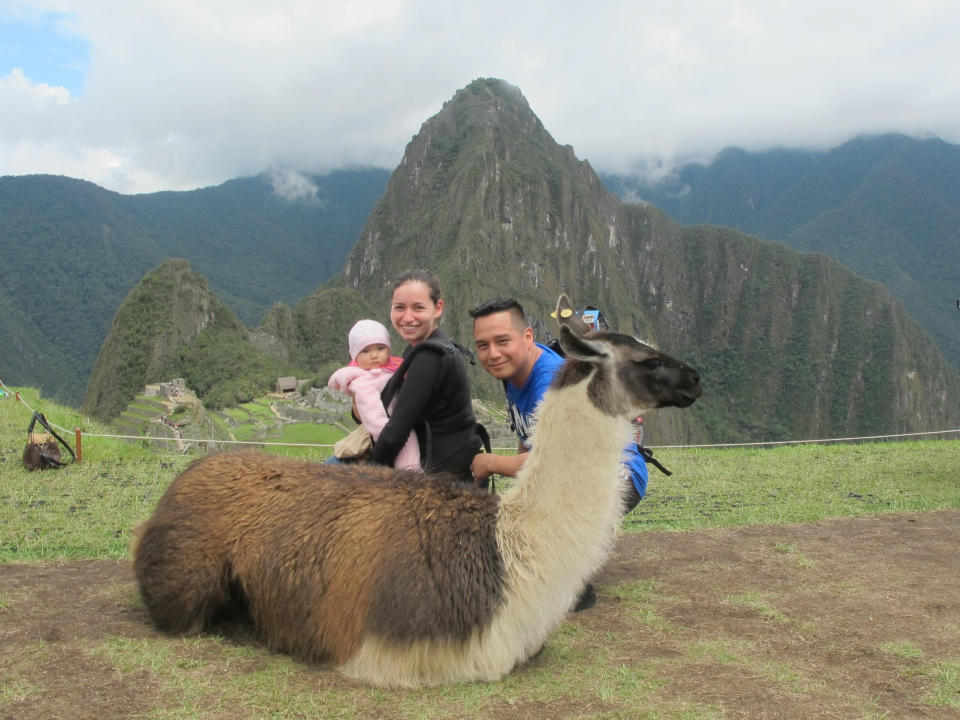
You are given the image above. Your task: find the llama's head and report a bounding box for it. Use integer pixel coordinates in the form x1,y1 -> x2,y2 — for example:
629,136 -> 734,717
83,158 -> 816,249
553,294 -> 702,417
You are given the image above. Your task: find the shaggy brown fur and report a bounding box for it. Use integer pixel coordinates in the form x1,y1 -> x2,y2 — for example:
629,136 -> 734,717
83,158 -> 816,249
133,453 -> 504,664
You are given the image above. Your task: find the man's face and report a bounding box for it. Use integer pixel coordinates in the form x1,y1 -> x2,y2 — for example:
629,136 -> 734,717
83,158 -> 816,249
473,310 -> 536,385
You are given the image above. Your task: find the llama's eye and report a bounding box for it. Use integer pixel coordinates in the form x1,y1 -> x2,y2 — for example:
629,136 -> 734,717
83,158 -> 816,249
640,358 -> 662,370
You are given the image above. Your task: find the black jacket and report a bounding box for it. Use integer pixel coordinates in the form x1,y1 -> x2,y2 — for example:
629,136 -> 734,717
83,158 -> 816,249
372,329 -> 480,479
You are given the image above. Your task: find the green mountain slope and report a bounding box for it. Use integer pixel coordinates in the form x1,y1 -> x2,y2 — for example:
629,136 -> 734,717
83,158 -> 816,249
0,285 -> 80,398
0,175 -> 167,404
601,134 -> 960,371
0,169 -> 388,405
259,284 -> 380,384
81,259 -> 291,422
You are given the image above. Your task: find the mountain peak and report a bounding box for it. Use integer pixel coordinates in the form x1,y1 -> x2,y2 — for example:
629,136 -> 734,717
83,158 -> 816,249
343,78 -> 617,303
398,77 -> 548,181
439,77 -> 538,128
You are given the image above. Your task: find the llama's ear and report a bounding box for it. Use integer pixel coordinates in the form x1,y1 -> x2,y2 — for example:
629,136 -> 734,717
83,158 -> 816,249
554,293 -> 607,360
554,294 -> 585,337
558,323 -> 608,362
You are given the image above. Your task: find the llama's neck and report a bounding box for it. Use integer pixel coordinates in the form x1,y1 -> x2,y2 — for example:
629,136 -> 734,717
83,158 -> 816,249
498,381 -> 631,562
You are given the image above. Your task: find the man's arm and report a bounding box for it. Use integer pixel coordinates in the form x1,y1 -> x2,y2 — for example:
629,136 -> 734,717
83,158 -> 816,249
471,440 -> 529,482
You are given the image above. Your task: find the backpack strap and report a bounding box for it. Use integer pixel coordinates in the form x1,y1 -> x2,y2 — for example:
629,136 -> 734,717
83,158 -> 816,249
638,445 -> 671,476
451,340 -> 477,365
378,337 -> 459,469
380,337 -> 456,410
475,423 -> 492,454
473,422 -> 496,493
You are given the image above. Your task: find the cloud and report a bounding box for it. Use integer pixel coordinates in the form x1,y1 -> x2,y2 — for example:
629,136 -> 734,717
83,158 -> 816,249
2,0 -> 959,192
0,66 -> 70,107
266,167 -> 321,203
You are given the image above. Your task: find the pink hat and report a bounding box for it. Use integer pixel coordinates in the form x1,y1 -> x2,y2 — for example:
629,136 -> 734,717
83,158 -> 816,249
348,319 -> 391,360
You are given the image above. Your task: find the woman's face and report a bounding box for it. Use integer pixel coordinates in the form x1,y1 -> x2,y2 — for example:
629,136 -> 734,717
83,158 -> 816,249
390,281 -> 443,346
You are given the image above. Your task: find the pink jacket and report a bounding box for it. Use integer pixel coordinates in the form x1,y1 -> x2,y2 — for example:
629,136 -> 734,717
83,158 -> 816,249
327,366 -> 420,471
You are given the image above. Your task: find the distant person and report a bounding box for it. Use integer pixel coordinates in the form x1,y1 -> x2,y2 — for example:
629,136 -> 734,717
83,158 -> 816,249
370,269 -> 481,482
327,319 -> 419,470
469,297 -> 650,611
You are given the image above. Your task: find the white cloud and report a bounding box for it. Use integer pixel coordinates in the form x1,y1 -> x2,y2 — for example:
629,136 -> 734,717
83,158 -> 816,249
266,167 -> 321,203
0,66 -> 70,103
2,0 -> 959,192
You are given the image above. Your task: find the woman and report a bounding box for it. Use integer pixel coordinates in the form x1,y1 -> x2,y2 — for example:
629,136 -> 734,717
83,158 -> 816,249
370,269 -> 481,482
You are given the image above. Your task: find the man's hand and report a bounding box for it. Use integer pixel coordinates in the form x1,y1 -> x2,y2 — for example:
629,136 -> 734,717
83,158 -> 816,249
470,451 -> 529,484
470,453 -> 499,483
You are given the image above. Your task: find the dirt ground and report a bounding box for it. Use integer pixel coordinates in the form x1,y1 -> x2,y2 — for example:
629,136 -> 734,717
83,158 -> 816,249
2,510 -> 959,720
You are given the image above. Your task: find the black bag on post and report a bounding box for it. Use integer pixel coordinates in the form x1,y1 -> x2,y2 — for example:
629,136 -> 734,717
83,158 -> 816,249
22,412 -> 75,471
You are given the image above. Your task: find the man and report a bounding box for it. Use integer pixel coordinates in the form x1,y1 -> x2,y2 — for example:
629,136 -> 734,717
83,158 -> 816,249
469,298 -> 564,482
469,298 -> 650,611
470,297 -> 649,502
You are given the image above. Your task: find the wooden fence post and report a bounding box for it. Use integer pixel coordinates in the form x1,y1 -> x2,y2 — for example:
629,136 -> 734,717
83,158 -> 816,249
75,428 -> 83,463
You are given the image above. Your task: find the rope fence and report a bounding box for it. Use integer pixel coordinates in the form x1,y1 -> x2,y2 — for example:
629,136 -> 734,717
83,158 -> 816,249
3,378 -> 959,459
654,428 -> 960,450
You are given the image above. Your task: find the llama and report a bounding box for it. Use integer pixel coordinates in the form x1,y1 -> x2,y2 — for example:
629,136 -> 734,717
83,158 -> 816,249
132,294 -> 701,687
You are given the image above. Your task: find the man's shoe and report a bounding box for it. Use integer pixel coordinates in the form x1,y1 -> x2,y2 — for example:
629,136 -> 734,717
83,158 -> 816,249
573,583 -> 597,612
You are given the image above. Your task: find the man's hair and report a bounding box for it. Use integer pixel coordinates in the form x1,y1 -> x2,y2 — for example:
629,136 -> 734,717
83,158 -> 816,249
469,298 -> 527,330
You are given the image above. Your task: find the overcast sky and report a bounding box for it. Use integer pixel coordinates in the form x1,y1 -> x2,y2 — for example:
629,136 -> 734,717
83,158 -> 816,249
3,0 -> 959,194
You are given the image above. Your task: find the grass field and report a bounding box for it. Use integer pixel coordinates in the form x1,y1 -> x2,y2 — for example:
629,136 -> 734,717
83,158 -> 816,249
3,385 -> 957,560
0,387 -> 347,560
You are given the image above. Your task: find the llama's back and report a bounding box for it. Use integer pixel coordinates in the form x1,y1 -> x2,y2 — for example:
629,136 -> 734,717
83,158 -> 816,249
134,452 -> 338,634
133,452 -> 507,665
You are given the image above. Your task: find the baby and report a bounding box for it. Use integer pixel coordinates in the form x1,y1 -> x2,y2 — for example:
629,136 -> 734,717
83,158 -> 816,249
327,319 -> 420,470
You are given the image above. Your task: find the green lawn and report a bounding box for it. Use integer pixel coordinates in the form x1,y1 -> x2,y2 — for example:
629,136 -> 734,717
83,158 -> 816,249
2,386 -> 957,561
625,440 -> 960,530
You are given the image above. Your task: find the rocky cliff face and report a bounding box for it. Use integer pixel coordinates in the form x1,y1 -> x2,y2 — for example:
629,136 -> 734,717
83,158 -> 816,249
344,79 -> 622,319
341,78 -> 960,443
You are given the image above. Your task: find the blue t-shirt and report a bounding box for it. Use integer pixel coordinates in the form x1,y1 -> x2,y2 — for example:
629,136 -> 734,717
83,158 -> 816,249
506,342 -> 649,499
505,343 -> 565,451
621,442 -> 650,498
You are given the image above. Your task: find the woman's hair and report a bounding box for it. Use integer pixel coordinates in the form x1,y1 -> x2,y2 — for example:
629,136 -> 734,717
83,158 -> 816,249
392,269 -> 441,305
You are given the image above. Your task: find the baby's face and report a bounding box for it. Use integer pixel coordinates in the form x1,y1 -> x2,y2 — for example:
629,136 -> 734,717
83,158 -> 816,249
356,343 -> 390,370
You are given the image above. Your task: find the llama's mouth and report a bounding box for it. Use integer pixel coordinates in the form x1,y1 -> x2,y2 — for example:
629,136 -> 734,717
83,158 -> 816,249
670,391 -> 700,408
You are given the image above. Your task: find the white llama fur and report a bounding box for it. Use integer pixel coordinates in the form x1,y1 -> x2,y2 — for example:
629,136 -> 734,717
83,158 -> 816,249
341,362 -> 640,686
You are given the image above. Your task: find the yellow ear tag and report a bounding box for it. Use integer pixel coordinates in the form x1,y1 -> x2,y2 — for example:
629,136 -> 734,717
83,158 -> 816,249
550,308 -> 574,319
